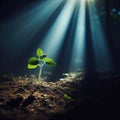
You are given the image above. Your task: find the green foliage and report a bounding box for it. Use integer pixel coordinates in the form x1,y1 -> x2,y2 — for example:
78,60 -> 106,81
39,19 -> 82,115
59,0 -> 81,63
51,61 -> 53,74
64,93 -> 71,100
28,64 -> 38,69
37,48 -> 43,57
28,57 -> 38,65
45,58 -> 56,67
40,54 -> 47,59
28,57 -> 38,69
27,48 -> 56,80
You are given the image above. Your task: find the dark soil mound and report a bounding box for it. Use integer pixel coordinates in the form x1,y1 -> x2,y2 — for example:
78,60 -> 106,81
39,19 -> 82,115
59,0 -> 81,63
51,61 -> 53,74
0,72 -> 120,120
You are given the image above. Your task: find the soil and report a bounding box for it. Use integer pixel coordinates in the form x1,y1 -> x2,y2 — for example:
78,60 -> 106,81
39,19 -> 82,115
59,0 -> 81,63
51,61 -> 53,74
0,72 -> 120,120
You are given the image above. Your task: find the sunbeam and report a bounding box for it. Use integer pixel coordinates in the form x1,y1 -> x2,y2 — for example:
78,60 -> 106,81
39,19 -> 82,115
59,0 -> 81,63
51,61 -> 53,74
40,0 -> 77,59
88,0 -> 112,72
0,0 -> 64,74
69,0 -> 86,72
0,0 -> 63,59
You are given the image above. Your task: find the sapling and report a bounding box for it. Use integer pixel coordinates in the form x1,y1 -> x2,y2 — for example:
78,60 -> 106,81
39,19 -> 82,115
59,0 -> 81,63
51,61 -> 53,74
27,48 -> 56,81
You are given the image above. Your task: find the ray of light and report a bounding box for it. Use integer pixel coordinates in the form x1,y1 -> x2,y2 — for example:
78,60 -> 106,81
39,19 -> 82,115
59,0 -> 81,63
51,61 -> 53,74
0,0 -> 64,75
69,0 -> 86,72
0,0 -> 63,59
88,1 -> 112,71
40,0 -> 77,59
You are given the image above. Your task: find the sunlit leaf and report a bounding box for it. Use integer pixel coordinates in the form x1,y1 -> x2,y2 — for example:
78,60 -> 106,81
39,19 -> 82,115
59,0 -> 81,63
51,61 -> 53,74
45,58 -> 56,67
28,64 -> 38,69
28,57 -> 39,65
37,48 -> 43,57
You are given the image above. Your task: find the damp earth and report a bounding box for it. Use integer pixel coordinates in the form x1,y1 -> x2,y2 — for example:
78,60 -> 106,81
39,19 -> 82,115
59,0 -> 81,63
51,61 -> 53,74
0,72 -> 120,120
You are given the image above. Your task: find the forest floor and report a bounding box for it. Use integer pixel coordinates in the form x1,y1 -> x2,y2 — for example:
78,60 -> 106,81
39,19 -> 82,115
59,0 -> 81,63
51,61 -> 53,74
0,71 -> 120,120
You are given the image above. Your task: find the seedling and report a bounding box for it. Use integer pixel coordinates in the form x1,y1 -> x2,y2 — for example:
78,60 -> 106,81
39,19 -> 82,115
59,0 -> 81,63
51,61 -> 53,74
27,48 -> 56,81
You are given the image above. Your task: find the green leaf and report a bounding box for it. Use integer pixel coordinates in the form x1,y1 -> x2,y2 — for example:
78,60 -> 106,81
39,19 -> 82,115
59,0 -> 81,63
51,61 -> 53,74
28,57 -> 39,65
45,58 -> 56,67
37,48 -> 43,57
64,94 -> 71,100
40,54 -> 47,59
28,64 -> 38,69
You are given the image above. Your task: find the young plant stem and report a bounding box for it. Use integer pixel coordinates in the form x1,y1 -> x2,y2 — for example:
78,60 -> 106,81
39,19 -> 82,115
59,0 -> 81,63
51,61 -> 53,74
38,66 -> 42,81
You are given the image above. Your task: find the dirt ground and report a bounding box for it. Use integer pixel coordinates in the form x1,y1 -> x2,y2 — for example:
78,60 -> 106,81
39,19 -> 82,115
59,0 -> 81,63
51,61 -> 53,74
0,71 -> 120,120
